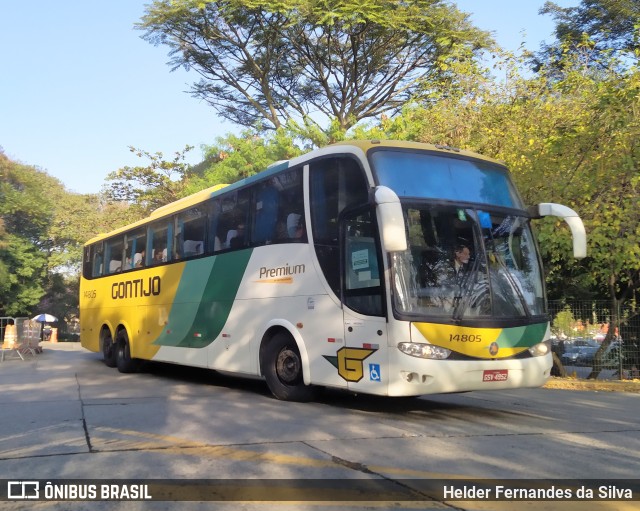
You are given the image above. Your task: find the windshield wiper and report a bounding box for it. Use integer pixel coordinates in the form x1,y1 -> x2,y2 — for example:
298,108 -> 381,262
492,249 -> 531,317
452,254 -> 481,321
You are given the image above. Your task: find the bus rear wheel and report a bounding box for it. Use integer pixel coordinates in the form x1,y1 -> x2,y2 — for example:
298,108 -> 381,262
116,330 -> 139,373
262,331 -> 315,402
102,330 -> 117,368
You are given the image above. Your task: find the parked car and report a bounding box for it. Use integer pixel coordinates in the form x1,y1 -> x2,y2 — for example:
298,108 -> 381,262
560,344 -> 602,367
575,346 -> 600,366
560,346 -> 582,366
569,337 -> 600,348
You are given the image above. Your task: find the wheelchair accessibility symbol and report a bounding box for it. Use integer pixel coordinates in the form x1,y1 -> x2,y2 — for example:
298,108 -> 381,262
369,363 -> 381,382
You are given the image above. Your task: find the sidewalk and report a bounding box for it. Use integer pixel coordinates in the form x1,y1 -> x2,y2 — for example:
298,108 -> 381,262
544,376 -> 640,393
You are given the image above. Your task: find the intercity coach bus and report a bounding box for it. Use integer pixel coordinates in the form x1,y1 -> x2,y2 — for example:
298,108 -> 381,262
80,140 -> 586,401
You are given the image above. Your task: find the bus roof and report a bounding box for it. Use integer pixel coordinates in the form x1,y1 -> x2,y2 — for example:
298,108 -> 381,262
334,139 -> 502,164
84,140 -> 504,245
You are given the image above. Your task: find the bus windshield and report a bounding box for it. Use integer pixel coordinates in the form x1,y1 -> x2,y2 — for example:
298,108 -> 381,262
391,205 -> 545,320
370,149 -> 523,208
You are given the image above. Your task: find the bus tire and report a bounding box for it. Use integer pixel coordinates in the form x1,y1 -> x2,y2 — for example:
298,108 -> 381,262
102,329 -> 117,368
262,331 -> 315,402
116,330 -> 139,373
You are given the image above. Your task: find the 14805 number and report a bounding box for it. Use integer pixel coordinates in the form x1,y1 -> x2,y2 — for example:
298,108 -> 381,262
449,334 -> 481,343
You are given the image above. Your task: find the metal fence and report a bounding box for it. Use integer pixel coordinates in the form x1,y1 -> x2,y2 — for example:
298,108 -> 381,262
548,300 -> 640,381
1,317 -> 42,343
1,316 -> 80,344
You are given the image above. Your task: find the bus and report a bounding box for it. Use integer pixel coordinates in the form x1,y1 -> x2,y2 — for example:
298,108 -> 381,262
80,140 -> 586,401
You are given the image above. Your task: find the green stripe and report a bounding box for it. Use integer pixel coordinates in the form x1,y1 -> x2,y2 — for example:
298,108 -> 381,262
153,249 -> 253,348
495,322 -> 547,348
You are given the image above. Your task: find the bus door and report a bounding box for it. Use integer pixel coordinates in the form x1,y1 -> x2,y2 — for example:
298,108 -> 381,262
341,208 -> 388,391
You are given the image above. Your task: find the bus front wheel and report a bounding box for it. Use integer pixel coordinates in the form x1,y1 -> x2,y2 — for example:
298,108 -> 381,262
262,332 -> 315,402
102,330 -> 117,368
116,330 -> 139,373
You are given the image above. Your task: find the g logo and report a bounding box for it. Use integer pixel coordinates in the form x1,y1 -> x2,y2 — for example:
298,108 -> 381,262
336,347 -> 376,382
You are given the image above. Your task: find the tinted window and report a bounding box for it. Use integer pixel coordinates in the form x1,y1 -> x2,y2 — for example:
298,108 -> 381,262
310,156 -> 369,295
149,221 -> 170,265
104,237 -> 125,274
126,229 -> 148,269
343,209 -> 384,316
252,168 -> 305,245
371,150 -> 522,208
218,189 -> 251,250
176,206 -> 208,259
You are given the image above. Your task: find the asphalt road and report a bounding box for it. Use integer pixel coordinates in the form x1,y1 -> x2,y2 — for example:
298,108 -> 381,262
1,342 -> 638,511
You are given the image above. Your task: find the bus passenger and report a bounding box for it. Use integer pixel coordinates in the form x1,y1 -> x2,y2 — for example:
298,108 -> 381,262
135,249 -> 146,268
153,248 -> 165,264
229,224 -> 245,249
287,213 -> 303,239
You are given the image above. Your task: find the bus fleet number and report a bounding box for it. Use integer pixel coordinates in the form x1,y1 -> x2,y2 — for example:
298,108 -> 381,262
83,290 -> 97,299
449,334 -> 481,343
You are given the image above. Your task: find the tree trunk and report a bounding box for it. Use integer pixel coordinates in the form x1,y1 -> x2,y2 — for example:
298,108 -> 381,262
587,272 -> 620,380
551,352 -> 567,377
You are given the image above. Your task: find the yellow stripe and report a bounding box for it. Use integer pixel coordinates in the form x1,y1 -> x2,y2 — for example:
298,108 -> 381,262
413,323 -> 525,359
254,277 -> 293,284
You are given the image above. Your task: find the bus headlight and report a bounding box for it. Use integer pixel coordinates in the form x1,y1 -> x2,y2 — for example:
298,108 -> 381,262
528,341 -> 551,357
398,342 -> 451,360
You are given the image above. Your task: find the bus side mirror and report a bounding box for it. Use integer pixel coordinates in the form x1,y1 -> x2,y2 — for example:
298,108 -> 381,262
528,203 -> 587,259
375,186 -> 407,252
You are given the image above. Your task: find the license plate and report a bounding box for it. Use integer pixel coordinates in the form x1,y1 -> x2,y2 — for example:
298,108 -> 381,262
483,369 -> 508,382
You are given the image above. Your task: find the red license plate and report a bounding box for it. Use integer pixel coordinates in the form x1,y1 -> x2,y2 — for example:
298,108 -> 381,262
483,369 -> 508,382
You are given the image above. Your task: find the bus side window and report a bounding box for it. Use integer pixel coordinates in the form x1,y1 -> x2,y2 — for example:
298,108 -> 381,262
218,189 -> 250,251
91,243 -> 104,278
310,157 -> 369,296
105,237 -> 124,273
149,222 -> 170,264
208,199 -> 222,252
177,206 -> 207,259
253,178 -> 279,244
126,229 -> 147,269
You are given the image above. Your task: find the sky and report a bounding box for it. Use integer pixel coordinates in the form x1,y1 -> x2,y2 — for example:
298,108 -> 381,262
0,0 -> 579,195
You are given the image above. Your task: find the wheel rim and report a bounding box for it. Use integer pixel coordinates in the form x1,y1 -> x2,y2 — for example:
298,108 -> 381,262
276,347 -> 301,384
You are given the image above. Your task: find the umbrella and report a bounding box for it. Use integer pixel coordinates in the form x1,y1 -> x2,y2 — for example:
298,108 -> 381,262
32,313 -> 58,323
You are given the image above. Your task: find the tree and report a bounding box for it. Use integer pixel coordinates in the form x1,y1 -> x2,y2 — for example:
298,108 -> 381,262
104,145 -> 195,214
36,192 -> 141,324
138,0 -> 492,145
35,273 -> 79,328
0,152 -> 57,315
552,306 -> 577,338
537,0 -> 640,70
358,49 -> 640,364
184,128 -> 302,193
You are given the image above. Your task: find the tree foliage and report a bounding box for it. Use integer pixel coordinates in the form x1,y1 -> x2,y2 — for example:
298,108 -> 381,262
360,48 -> 640,312
0,151 -> 140,319
0,152 -> 57,315
537,0 -> 640,70
552,306 -> 577,338
104,145 -> 195,215
138,0 -> 492,145
185,128 -> 302,193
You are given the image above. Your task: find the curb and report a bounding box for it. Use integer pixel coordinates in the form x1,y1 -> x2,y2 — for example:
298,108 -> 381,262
544,377 -> 640,393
